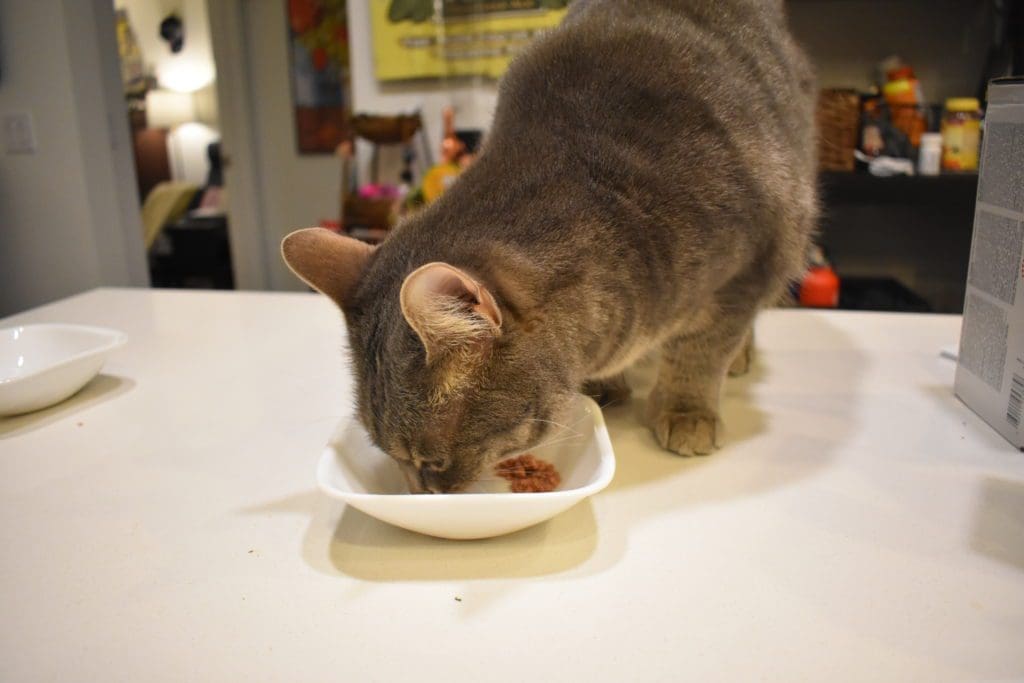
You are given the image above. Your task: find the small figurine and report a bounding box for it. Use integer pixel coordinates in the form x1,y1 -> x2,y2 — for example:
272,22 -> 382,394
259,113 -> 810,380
421,107 -> 474,203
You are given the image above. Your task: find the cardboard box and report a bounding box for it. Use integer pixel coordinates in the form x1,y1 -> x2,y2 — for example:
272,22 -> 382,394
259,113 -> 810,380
955,77 -> 1024,449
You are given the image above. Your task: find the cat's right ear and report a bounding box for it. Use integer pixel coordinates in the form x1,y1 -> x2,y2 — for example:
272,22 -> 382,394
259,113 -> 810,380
400,262 -> 502,363
281,228 -> 376,309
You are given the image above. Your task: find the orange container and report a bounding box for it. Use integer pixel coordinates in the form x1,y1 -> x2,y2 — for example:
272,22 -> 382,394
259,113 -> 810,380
800,266 -> 840,308
883,78 -> 926,147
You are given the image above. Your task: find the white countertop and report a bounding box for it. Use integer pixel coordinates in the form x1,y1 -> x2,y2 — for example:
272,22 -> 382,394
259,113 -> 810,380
1,288 -> 1021,681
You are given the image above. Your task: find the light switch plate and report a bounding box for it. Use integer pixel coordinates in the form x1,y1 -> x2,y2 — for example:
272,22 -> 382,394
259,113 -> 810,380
3,112 -> 37,154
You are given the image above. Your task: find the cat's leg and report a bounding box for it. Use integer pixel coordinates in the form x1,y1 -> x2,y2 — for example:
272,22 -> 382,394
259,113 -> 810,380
647,309 -> 755,455
582,373 -> 631,406
727,326 -> 754,377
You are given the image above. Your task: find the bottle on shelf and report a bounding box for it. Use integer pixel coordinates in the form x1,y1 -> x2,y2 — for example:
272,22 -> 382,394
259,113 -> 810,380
941,98 -> 982,172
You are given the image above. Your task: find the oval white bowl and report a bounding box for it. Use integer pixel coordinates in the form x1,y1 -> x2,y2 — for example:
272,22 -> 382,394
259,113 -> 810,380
317,395 -> 616,540
0,324 -> 127,416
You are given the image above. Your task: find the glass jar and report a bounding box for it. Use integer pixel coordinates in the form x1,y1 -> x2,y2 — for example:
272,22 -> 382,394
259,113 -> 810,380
941,98 -> 982,171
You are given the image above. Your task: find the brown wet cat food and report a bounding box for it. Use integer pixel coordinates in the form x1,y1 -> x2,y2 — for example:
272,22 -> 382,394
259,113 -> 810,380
495,454 -> 561,493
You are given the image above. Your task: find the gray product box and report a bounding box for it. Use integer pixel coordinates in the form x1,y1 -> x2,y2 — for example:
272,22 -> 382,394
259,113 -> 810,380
955,77 -> 1024,449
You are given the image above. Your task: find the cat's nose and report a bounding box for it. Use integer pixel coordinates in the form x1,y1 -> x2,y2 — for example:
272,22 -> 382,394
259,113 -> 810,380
403,462 -> 448,493
420,469 -> 445,494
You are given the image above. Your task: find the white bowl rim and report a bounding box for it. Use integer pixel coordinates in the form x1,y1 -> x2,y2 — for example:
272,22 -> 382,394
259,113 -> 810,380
0,323 -> 127,386
316,395 -> 617,503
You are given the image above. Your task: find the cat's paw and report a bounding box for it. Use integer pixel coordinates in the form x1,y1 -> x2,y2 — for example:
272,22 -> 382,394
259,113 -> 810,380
650,410 -> 719,456
728,344 -> 752,376
728,338 -> 754,377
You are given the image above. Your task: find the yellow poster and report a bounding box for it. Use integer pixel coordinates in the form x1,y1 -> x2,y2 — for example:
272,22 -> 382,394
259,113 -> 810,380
371,0 -> 571,81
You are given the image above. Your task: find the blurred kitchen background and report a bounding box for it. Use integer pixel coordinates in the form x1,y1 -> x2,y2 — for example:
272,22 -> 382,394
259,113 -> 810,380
0,0 -> 1021,317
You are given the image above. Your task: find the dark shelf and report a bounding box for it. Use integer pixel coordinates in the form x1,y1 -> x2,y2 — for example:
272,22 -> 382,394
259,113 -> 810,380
820,171 -> 979,205
817,171 -> 977,314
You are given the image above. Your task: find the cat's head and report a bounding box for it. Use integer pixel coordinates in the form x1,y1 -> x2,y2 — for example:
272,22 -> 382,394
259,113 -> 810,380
282,228 -> 575,493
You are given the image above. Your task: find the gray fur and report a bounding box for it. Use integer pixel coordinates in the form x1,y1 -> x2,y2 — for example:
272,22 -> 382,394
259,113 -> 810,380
339,0 -> 817,491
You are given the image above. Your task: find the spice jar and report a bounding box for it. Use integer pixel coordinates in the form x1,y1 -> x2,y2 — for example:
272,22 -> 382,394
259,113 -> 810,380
941,98 -> 982,171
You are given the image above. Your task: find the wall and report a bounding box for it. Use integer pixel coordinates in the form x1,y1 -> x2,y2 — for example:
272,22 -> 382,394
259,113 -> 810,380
114,0 -> 216,93
226,0 -> 499,291
216,0 -> 993,293
346,1 -> 499,180
789,0 -> 992,102
0,0 -> 148,317
115,0 -> 220,186
240,0 -> 341,290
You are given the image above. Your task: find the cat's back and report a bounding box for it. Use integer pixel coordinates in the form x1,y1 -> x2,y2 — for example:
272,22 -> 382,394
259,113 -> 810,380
499,0 -> 814,156
378,0 -> 818,320
483,0 -> 817,268
563,0 -> 810,96
354,0 -> 819,387
494,0 -> 813,178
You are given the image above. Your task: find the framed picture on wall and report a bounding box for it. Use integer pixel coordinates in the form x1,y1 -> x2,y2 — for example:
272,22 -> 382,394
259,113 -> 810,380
372,0 -> 572,81
287,0 -> 352,154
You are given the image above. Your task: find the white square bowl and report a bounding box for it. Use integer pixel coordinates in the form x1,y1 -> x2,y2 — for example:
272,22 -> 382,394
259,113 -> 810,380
0,324 -> 127,416
317,395 -> 616,540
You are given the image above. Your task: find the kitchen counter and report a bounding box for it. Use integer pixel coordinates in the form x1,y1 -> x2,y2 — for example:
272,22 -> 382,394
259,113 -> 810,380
1,288 -> 1021,681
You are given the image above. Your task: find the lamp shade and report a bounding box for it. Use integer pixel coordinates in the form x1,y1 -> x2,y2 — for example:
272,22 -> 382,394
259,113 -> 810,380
146,89 -> 195,128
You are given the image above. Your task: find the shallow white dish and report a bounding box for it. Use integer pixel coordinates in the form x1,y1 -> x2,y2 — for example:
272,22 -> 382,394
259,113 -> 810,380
317,395 -> 616,540
0,324 -> 127,416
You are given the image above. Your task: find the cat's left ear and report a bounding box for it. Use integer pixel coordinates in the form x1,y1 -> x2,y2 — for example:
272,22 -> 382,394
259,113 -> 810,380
400,262 -> 502,362
281,228 -> 376,309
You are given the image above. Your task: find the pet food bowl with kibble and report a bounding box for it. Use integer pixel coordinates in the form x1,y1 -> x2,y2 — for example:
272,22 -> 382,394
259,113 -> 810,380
0,324 -> 127,416
316,394 -> 616,540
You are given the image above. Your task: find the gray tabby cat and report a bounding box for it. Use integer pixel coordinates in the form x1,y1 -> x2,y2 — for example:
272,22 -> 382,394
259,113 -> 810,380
283,0 -> 817,493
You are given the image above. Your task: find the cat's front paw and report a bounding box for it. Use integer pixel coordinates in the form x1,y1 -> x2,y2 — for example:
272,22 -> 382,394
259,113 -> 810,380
728,334 -> 754,377
650,410 -> 719,456
728,343 -> 752,376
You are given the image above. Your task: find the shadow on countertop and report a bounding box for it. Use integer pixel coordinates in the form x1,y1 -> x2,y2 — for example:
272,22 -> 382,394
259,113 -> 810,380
0,374 -> 135,439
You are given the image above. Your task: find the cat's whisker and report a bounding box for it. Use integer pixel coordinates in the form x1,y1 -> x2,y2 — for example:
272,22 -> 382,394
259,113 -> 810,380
538,429 -> 583,447
566,411 -> 594,428
514,411 -> 591,453
528,417 -> 573,432
546,426 -> 583,441
530,432 -> 584,451
530,438 -> 582,455
539,411 -> 590,437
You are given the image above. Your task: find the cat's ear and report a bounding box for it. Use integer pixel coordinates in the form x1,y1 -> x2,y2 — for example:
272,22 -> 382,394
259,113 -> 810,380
400,262 -> 502,361
281,228 -> 375,308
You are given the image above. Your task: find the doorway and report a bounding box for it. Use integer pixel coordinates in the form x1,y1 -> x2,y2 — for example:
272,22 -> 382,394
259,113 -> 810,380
112,0 -> 234,289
